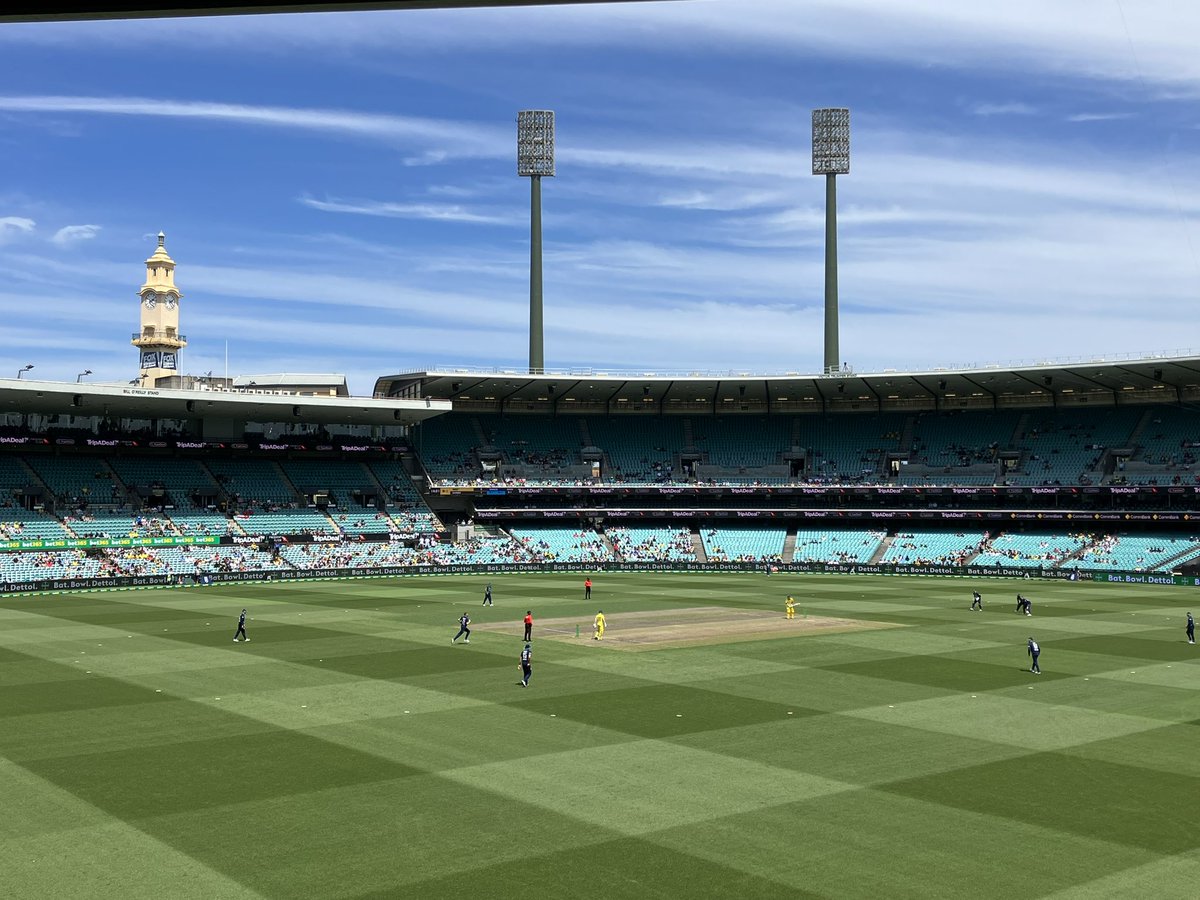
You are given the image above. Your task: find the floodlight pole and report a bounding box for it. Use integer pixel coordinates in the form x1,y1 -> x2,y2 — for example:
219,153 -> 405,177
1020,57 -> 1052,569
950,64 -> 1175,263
813,108 -> 850,375
518,110 -> 555,375
530,174 -> 543,374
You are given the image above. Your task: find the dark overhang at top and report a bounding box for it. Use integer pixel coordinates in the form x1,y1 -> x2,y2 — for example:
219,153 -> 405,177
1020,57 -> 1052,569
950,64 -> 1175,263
0,0 -> 669,24
375,353 -> 1200,412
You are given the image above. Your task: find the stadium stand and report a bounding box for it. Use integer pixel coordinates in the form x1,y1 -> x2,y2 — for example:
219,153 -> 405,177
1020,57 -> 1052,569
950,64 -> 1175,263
365,460 -> 441,532
278,459 -> 379,507
1115,406 -> 1200,485
510,527 -> 612,562
236,509 -> 338,537
692,418 -> 791,483
908,411 -> 1018,470
1072,534 -> 1200,572
280,541 -> 415,569
203,458 -> 295,505
607,526 -> 696,561
586,418 -> 680,484
1006,408 -> 1140,486
6,396 -> 1200,591
701,527 -> 786,561
0,507 -> 71,541
790,529 -> 886,564
972,532 -> 1091,568
881,531 -> 986,566
0,550 -> 103,581
24,455 -> 124,507
796,415 -> 904,483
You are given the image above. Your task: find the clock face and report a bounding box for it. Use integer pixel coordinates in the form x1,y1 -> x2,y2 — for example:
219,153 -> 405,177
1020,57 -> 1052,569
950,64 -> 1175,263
144,293 -> 157,309
165,296 -> 177,310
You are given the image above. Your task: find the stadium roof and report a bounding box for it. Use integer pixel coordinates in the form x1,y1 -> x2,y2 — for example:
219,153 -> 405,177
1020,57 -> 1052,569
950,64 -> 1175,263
232,373 -> 349,393
0,378 -> 449,425
375,352 -> 1200,409
0,0 -> 666,24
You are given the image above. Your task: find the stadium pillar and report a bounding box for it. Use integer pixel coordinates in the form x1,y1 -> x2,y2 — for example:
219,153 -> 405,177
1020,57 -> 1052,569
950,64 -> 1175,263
530,174 -> 544,375
824,172 -> 838,375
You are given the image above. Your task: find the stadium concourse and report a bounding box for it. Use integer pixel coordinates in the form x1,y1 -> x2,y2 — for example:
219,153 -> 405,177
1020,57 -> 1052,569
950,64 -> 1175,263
5,354 -> 1200,591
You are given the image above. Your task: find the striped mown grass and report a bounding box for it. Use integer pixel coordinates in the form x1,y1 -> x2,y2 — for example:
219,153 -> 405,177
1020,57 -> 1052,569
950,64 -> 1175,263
1,573 -> 1197,898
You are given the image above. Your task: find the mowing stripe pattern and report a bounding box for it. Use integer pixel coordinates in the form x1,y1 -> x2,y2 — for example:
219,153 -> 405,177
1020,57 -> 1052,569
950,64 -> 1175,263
1,574 -> 1197,899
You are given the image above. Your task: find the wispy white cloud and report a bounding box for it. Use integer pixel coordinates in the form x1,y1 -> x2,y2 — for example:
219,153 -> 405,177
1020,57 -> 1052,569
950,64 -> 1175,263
7,2 -> 1194,93
51,223 -> 101,245
971,102 -> 1038,117
299,196 -> 516,225
0,94 -> 504,157
0,216 -> 36,242
1066,112 -> 1135,122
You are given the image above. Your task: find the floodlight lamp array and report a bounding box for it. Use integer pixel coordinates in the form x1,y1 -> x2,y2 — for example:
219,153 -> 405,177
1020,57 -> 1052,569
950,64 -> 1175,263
517,110 -> 556,177
812,108 -> 850,175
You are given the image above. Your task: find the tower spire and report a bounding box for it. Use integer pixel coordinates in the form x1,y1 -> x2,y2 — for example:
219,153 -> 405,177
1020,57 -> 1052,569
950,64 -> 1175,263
131,232 -> 186,386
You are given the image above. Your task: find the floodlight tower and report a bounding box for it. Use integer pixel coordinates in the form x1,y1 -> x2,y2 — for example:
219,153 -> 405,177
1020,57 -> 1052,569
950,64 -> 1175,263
812,108 -> 850,374
517,110 -> 555,375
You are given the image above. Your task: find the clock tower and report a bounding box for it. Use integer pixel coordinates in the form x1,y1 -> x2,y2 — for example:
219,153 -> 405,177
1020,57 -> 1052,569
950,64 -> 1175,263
131,232 -> 186,386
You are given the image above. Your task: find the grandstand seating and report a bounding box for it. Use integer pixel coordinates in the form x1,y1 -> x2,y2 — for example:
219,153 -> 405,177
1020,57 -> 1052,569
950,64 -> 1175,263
278,459 -> 380,508
607,527 -> 695,561
510,527 -> 612,562
790,530 -> 885,563
203,458 -> 295,504
1008,408 -> 1140,485
0,549 -> 102,581
63,513 -> 175,539
23,456 -> 124,506
166,511 -> 234,536
1119,406 -> 1200,485
972,532 -> 1090,568
585,418 -> 680,484
236,509 -> 338,537
424,536 -> 537,565
897,472 -> 996,486
365,460 -> 441,532
279,541 -> 416,569
909,411 -> 1019,468
106,456 -> 221,509
0,505 -> 70,540
1072,534 -> 1200,572
4,401 -> 1200,592
180,545 -> 283,574
796,416 -> 904,483
0,456 -> 70,539
701,527 -> 786,561
694,418 -> 788,468
881,531 -> 986,565
417,414 -> 480,480
329,511 -> 397,536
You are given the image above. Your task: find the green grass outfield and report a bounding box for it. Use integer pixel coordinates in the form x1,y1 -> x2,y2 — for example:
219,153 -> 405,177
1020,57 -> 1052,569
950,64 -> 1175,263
1,572 -> 1198,899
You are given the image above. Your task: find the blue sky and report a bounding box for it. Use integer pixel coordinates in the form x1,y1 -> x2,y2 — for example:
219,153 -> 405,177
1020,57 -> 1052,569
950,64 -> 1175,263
1,0 -> 1199,394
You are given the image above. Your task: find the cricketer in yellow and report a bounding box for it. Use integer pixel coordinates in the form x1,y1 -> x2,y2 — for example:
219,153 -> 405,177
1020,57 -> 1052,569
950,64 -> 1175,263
593,610 -> 606,640
786,596 -> 797,619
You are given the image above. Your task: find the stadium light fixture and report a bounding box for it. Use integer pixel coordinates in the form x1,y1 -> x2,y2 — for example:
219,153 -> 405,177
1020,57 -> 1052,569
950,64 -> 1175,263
518,109 -> 555,376
812,108 -> 849,375
76,369 -> 92,382
16,364 -> 33,379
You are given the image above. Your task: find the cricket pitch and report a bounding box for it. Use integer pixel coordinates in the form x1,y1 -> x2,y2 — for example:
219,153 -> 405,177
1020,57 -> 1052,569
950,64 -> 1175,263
474,606 -> 902,651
